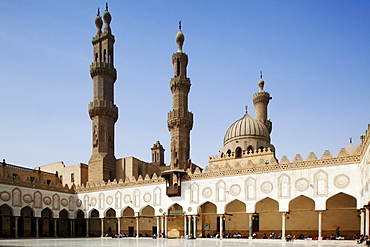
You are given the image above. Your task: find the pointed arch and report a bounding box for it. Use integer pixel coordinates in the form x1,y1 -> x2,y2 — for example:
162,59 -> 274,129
255,197 -> 279,212
235,147 -> 242,158
133,189 -> 140,207
191,183 -> 199,203
0,203 -> 13,215
41,207 -> 53,218
59,208 -> 69,218
34,191 -> 42,208
52,193 -> 60,210
245,177 -> 256,200
225,199 -> 246,213
121,206 -> 134,217
216,180 -> 226,202
198,201 -> 217,214
99,193 -> 105,209
140,205 -> 155,216
278,174 -> 291,198
115,191 -> 122,209
75,209 -> 86,219
104,208 -> 116,218
153,187 -> 161,206
83,195 -> 89,211
89,208 -> 100,218
314,170 -> 328,196
12,188 -> 21,207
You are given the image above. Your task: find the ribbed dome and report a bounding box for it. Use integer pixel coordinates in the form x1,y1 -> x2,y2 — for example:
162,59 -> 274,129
224,113 -> 269,145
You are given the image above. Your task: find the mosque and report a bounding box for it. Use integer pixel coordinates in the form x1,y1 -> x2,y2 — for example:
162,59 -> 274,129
1,6 -> 370,240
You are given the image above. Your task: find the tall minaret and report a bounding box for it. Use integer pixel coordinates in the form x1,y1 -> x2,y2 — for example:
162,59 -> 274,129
253,72 -> 272,133
167,22 -> 193,170
88,5 -> 118,182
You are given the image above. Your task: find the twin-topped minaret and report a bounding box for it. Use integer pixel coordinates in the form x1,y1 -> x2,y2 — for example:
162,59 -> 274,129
167,22 -> 193,170
88,5 -> 118,182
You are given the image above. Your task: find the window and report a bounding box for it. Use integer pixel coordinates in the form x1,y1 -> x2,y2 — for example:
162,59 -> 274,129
12,173 -> 18,180
46,180 -> 51,185
71,173 -> 75,183
30,177 -> 35,183
60,175 -> 63,184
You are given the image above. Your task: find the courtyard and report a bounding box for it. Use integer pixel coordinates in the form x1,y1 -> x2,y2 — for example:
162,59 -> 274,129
0,238 -> 358,247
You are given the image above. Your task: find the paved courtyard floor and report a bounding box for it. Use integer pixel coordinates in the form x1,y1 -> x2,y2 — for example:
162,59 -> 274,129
0,238 -> 358,247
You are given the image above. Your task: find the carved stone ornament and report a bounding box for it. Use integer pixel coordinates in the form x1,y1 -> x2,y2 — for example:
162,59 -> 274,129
261,181 -> 273,194
124,195 -> 131,204
202,187 -> 212,198
230,184 -> 241,196
143,193 -> 151,203
91,198 -> 97,206
159,208 -> 163,213
43,196 -> 52,205
187,207 -> 192,212
0,192 -> 11,201
334,174 -> 350,189
76,199 -> 82,207
23,194 -> 33,203
106,196 -> 113,205
295,178 -> 309,192
61,198 -> 69,207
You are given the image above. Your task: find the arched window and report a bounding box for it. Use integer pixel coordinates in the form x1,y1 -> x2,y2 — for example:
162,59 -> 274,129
235,147 -> 242,158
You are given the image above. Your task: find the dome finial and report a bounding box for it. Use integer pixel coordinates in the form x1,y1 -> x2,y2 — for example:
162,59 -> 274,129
97,8 -> 100,16
106,2 -> 109,11
350,137 -> 352,144
260,71 -> 263,79
245,105 -> 248,114
95,8 -> 103,35
175,21 -> 185,52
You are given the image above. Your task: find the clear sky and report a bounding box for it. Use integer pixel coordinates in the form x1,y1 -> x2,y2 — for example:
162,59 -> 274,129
1,1 -> 369,169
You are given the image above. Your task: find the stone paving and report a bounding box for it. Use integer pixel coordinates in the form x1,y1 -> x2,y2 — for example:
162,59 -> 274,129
0,238 -> 358,247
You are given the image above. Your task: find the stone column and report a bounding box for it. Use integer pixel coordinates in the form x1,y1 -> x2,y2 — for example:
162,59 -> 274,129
117,217 -> 121,235
156,216 -> 160,237
318,211 -> 323,240
161,216 -> 164,237
184,215 -> 187,236
361,209 -> 365,235
15,216 -> 19,238
70,219 -> 74,237
219,215 -> 223,240
101,218 -> 104,237
366,207 -> 370,236
188,216 -> 192,237
35,217 -> 39,237
248,214 -> 253,239
281,213 -> 286,239
193,216 -> 197,238
54,219 -> 58,237
164,215 -> 168,238
136,217 -> 139,238
86,219 -> 89,237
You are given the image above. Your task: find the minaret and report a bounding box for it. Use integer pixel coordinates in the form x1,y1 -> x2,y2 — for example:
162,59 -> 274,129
88,5 -> 118,182
167,22 -> 193,170
151,141 -> 165,166
253,72 -> 272,133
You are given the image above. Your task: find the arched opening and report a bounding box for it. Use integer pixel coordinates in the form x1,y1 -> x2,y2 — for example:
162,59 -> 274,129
75,210 -> 86,237
140,205 -> 156,237
198,201 -> 217,238
226,149 -> 232,157
235,147 -> 242,158
121,207 -> 135,237
247,146 -> 253,154
89,209 -> 101,237
40,208 -> 54,237
324,193 -> 359,239
58,209 -> 69,237
255,198 -> 280,238
259,146 -> 264,153
103,49 -> 107,62
167,204 -> 184,238
0,204 -> 15,237
104,208 -> 117,237
19,206 -> 36,237
287,195 -> 316,238
224,199 -> 247,238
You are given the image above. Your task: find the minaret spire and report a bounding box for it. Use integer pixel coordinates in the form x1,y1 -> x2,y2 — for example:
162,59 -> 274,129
253,73 -> 272,133
167,24 -> 193,170
88,6 -> 118,182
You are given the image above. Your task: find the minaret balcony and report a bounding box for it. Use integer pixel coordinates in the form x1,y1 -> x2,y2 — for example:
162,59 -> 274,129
89,100 -> 118,121
90,63 -> 117,81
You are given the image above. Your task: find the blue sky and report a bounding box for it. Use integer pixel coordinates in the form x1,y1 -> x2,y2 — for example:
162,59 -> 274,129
0,1 -> 369,169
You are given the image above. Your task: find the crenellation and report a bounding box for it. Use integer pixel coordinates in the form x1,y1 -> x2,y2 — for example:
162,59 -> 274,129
321,150 -> 332,159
